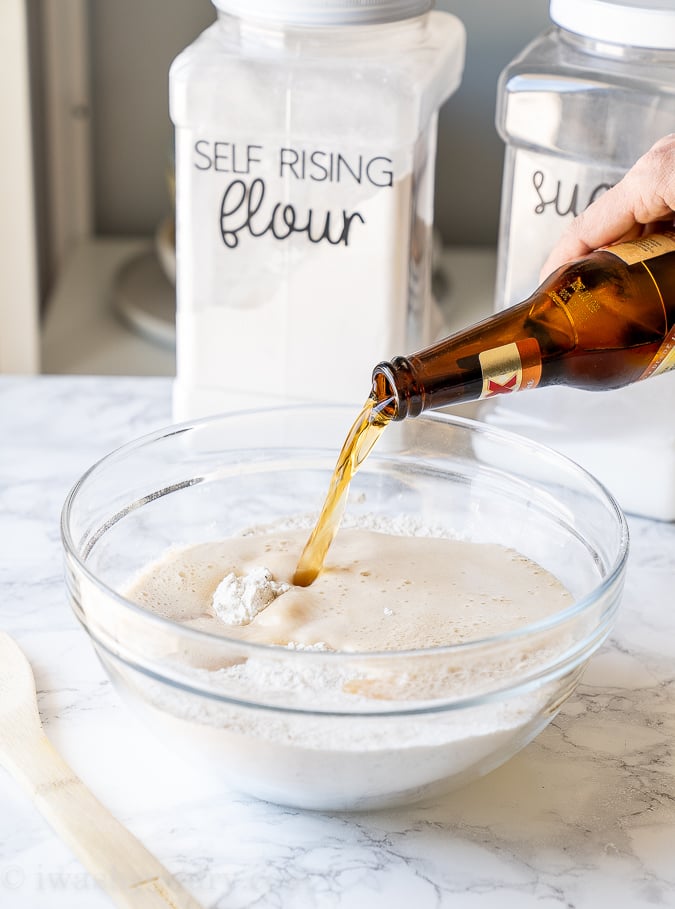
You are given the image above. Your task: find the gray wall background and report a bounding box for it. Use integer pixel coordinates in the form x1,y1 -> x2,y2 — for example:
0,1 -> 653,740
90,0 -> 551,247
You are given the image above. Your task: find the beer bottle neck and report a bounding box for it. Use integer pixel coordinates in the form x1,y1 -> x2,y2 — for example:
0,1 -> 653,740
372,356 -> 424,421
371,231 -> 675,422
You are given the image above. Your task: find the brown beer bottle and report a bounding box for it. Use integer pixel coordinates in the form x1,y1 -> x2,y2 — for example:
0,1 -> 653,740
372,232 -> 675,420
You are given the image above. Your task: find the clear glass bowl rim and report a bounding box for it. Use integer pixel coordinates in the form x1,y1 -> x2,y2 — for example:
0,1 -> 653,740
60,403 -> 630,663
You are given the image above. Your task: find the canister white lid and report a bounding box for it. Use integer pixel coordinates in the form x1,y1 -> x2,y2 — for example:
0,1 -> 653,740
212,0 -> 433,26
550,0 -> 675,49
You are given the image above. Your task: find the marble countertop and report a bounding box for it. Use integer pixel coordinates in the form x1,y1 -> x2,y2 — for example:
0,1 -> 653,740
1,375 -> 674,909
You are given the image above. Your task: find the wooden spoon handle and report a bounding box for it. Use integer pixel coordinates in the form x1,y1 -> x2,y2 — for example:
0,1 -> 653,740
7,732 -> 203,909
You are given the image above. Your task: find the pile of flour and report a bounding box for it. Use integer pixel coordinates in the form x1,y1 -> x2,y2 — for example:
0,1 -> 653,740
212,567 -> 289,625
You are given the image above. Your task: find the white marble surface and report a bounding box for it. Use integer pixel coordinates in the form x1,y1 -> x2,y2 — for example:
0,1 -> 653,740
1,375 -> 674,908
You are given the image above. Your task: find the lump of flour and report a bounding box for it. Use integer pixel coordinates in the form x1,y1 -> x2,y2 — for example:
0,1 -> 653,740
212,567 -> 290,626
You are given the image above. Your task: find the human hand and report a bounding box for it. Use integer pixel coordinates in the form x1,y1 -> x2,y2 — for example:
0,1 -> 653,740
541,133 -> 675,277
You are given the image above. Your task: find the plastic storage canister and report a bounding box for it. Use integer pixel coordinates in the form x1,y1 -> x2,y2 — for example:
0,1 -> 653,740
488,0 -> 675,521
169,1 -> 465,419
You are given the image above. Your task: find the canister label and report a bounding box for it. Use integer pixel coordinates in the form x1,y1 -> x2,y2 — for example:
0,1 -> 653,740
175,126 -> 434,401
479,339 -> 542,399
605,231 -> 675,265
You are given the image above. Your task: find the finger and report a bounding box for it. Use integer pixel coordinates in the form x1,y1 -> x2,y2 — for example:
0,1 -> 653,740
540,134 -> 675,278
540,178 -> 662,277
540,190 -> 640,277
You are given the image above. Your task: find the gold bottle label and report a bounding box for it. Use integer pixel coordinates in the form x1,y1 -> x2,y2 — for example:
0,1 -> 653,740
479,339 -> 542,399
605,230 -> 675,265
641,326 -> 675,380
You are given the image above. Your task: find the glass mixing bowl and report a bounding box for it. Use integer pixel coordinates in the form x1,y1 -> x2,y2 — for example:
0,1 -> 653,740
62,406 -> 628,811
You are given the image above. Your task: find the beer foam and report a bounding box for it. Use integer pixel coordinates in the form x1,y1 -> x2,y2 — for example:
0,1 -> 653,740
125,520 -> 571,653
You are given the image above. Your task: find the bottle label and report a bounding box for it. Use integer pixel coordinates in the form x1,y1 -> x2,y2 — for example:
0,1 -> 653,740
607,230 -> 675,381
479,339 -> 542,399
641,326 -> 675,380
604,231 -> 675,266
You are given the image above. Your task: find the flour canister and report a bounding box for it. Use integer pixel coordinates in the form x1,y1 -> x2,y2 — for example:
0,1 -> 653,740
169,1 -> 465,418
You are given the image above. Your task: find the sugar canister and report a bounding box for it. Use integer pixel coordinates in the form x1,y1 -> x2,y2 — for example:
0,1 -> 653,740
489,0 -> 675,520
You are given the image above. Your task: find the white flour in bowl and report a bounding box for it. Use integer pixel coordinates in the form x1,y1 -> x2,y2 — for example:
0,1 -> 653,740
116,514 -> 579,810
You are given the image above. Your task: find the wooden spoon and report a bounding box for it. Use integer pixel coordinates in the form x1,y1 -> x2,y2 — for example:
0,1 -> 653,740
0,632 -> 204,908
